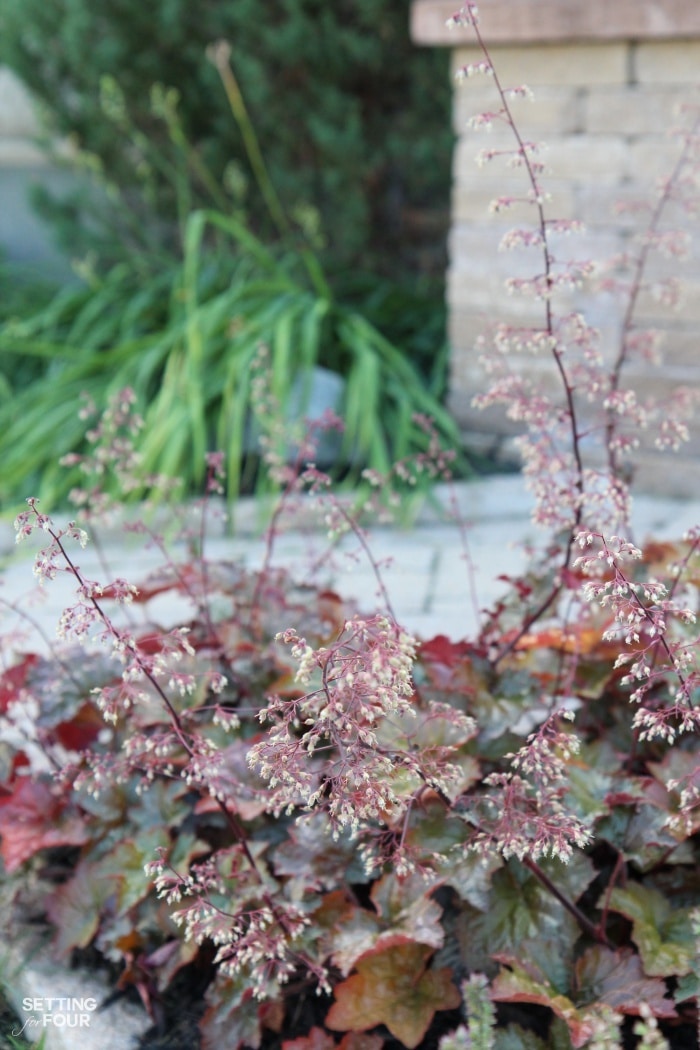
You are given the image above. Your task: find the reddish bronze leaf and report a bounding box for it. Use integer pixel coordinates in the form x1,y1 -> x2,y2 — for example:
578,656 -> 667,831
575,946 -> 678,1018
0,654 -> 38,714
0,778 -> 89,872
282,1027 -> 335,1050
326,942 -> 460,1049
419,636 -> 472,668
338,1034 -> 384,1050
54,701 -> 103,751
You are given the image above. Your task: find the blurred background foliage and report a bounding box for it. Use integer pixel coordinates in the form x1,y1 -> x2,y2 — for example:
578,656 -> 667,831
0,0 -> 459,507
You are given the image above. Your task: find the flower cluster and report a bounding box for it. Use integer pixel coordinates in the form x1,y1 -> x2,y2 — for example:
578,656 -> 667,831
249,617 -> 418,832
458,17 -> 700,550
145,846 -> 319,999
468,712 -> 592,863
575,530 -> 700,743
59,388 -> 177,522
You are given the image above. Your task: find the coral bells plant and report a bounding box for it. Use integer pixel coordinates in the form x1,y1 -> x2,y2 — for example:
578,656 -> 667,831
2,8 -> 700,1050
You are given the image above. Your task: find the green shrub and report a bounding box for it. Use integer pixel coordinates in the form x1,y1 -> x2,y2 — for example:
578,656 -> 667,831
0,0 -> 452,277
0,210 -> 460,510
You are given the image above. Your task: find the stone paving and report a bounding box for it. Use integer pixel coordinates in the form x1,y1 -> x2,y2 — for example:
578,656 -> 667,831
3,475 -> 700,656
0,476 -> 540,654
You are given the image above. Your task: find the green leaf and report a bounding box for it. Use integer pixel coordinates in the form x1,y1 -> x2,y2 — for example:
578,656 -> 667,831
97,830 -> 170,914
370,872 -> 446,951
329,907 -> 384,978
466,857 -> 596,966
327,873 -> 445,978
435,851 -> 502,912
565,762 -> 613,824
405,797 -> 472,857
596,803 -> 694,872
273,813 -> 369,896
326,943 -> 460,1049
491,961 -> 593,1048
494,1025 -> 548,1050
603,884 -> 696,977
675,971 -> 700,1004
647,749 -> 700,838
199,975 -> 266,1050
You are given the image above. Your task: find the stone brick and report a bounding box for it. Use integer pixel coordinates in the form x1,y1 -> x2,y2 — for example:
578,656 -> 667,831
574,183 -> 659,230
543,134 -> 630,183
452,133 -> 519,179
558,227 -> 625,266
626,136 -> 692,181
657,328 -> 700,368
455,132 -> 630,185
637,240 -> 700,282
447,388 -> 515,435
453,82 -> 582,137
447,267 -> 507,310
634,279 -> 700,323
583,85 -> 683,135
452,178 -> 576,224
452,43 -> 630,88
449,222 -> 541,278
412,0 -> 700,48
447,307 -> 484,349
634,40 -> 700,83
447,268 -> 567,322
413,4 -> 700,494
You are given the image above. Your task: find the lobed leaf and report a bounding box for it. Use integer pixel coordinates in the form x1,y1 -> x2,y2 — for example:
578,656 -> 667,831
0,778 -> 89,873
603,884 -> 696,977
574,946 -> 677,1018
494,1024 -> 548,1050
326,942 -> 460,1049
46,859 -> 116,957
490,961 -> 594,1048
0,654 -> 39,715
282,1027 -> 335,1050
199,974 -> 272,1050
337,1034 -> 385,1050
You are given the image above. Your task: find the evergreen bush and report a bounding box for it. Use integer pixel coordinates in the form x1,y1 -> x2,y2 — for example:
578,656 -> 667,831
0,0 -> 452,278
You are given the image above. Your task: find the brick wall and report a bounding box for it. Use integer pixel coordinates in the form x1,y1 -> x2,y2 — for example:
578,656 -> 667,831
411,1 -> 700,495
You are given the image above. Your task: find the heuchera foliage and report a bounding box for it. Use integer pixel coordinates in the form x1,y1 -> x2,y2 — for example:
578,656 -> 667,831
2,4 -> 700,1048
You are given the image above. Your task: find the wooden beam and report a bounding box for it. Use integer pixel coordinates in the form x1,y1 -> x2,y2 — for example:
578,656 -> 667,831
411,0 -> 700,46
